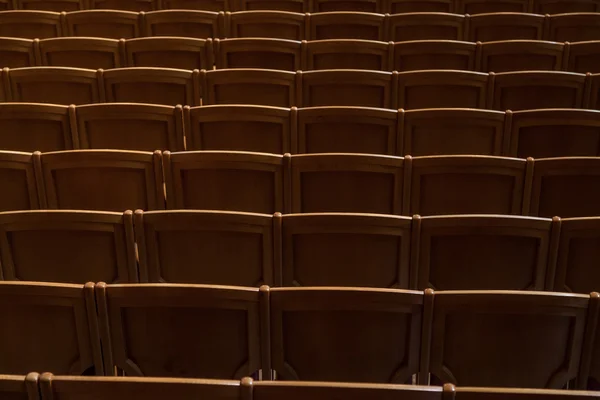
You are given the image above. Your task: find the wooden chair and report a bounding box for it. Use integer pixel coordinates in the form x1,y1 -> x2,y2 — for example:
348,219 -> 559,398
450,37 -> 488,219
39,374 -> 240,400
0,103 -> 75,152
201,69 -> 296,107
158,0 -> 229,11
135,210 -> 276,285
300,70 -> 396,108
453,386 -> 600,400
467,13 -> 546,42
567,41 -> 600,74
125,37 -> 213,70
0,373 -> 38,400
456,0 -> 530,13
269,287 -> 423,383
215,38 -> 301,71
408,155 -> 530,215
304,39 -> 391,70
0,151 -> 42,212
297,106 -> 397,154
65,10 -> 142,39
164,151 -> 288,213
478,40 -> 564,72
387,13 -> 465,42
591,74 -> 600,110
385,0 -> 452,13
7,67 -> 101,105
184,105 -> 293,153
508,109 -> 600,158
281,213 -> 411,287
15,0 -> 84,11
401,108 -> 505,156
102,67 -> 200,106
413,214 -> 554,290
290,153 -> 405,214
426,290 -> 590,388
396,70 -> 488,109
533,0 -> 600,13
0,210 -> 137,283
97,283 -> 266,379
490,71 -> 587,111
238,0 -> 306,12
311,0 -> 380,12
40,150 -> 164,212
227,11 -> 306,40
529,157 -> 600,218
308,11 -> 385,40
143,10 -> 223,38
89,0 -> 155,11
0,38 -> 36,68
0,11 -> 62,39
392,40 -> 477,71
547,13 -> 600,43
76,103 -> 185,151
38,38 -> 122,70
0,281 -> 103,375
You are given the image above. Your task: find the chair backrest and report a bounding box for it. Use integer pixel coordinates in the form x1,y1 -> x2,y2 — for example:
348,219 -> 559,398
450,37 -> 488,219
478,40 -> 564,73
547,13 -> 600,43
239,0 -> 306,12
290,153 -> 405,214
76,103 -> 185,151
400,108 -> 505,156
0,373 -> 38,400
184,105 -> 293,153
0,38 -> 36,69
454,383 -> 600,400
89,0 -> 154,11
7,67 -> 101,105
413,215 -> 553,290
160,0 -> 229,11
388,13 -> 465,41
281,213 -> 412,287
227,11 -> 306,40
270,287 -> 423,382
467,12 -> 545,42
297,106 -> 398,155
533,0 -> 600,13
40,150 -> 164,212
0,281 -> 103,375
97,283 -> 265,379
65,10 -> 141,39
0,151 -> 42,211
143,10 -> 223,38
16,0 -> 84,11
409,155 -> 530,215
215,38 -> 301,71
312,0 -> 380,12
567,41 -> 600,74
590,74 -> 600,110
164,151 -> 288,213
386,0 -> 452,13
426,290 -> 590,388
0,103 -> 74,152
455,0 -> 530,13
0,11 -> 62,39
392,40 -> 477,71
309,12 -> 386,40
529,157 -> 600,218
304,39 -> 391,70
38,38 -> 122,70
125,37 -> 213,70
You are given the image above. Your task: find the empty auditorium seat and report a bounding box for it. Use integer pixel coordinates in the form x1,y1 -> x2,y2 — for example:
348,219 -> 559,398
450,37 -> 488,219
508,109 -> 600,158
567,41 -> 600,74
290,153 -> 405,213
388,12 -> 465,41
6,67 -> 101,105
312,0 -> 379,12
309,11 -> 385,40
125,37 -> 213,70
143,10 -> 223,38
159,0 -> 229,11
269,287 -> 423,382
0,38 -> 35,68
0,373 -> 38,400
38,38 -> 122,69
184,105 -> 292,153
215,38 -> 301,71
297,106 -> 397,154
0,103 -> 74,152
227,11 -> 306,40
547,13 -> 600,42
426,291 -> 590,388
455,0 -> 529,13
0,210 -> 137,283
239,0 -> 306,12
590,73 -> 600,110
467,13 -> 545,42
76,103 -> 185,151
0,11 -> 62,39
201,69 -> 296,107
0,151 -> 42,211
0,282 -> 103,375
490,71 -> 587,111
533,0 -> 600,13
65,10 -> 141,39
529,157 -> 600,218
16,0 -> 84,11
409,155 -> 529,215
400,108 -> 505,156
135,210 -> 276,285
97,283 -> 265,378
281,213 -> 411,287
89,0 -> 154,10
396,70 -> 487,109
305,39 -> 391,70
414,214 -> 552,290
392,40 -> 477,71
40,150 -> 164,211
300,70 -> 396,108
102,67 -> 200,106
478,40 -> 564,72
163,151 -> 287,213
